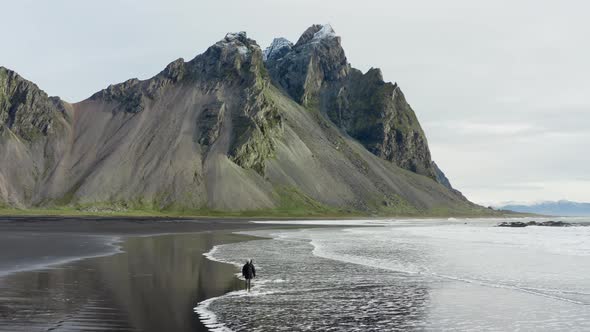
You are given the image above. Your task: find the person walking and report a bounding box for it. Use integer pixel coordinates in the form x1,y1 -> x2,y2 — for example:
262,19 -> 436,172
241,259 -> 256,292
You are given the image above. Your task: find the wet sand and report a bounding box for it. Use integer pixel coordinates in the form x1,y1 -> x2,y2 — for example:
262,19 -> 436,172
0,216 -> 309,276
0,216 -> 311,331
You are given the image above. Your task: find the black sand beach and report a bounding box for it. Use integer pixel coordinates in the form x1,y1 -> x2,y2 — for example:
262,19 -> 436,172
0,216 -> 307,331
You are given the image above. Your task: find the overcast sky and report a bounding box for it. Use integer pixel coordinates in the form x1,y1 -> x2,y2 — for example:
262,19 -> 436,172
1,0 -> 588,205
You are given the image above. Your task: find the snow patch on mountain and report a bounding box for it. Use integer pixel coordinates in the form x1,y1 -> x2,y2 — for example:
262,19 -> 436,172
263,37 -> 293,61
236,46 -> 249,56
312,24 -> 336,42
225,31 -> 247,40
217,32 -> 251,57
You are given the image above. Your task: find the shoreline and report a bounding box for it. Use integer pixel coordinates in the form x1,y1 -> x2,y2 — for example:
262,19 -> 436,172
0,207 -> 524,219
1,216 -> 582,330
0,214 -> 552,281
0,215 -> 316,278
195,234 -> 273,331
0,234 -> 124,278
0,216 -> 323,331
181,219 -> 590,331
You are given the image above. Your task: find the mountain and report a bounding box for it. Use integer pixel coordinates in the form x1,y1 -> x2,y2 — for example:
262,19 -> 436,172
499,200 -> 590,217
265,25 -> 435,179
0,25 -> 487,216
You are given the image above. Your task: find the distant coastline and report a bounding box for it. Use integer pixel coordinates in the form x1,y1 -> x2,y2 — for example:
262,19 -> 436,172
498,200 -> 590,217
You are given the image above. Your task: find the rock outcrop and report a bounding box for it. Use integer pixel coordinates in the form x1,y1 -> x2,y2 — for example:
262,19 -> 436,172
264,24 -> 440,181
0,26 -> 487,215
0,67 -> 69,141
0,67 -> 72,207
497,220 -> 579,227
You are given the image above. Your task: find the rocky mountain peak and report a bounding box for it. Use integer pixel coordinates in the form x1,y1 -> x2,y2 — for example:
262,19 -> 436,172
160,58 -> 186,82
188,31 -> 266,82
311,24 -> 337,43
0,67 -> 67,141
213,31 -> 258,59
264,25 -> 440,182
1,67 -> 42,97
225,31 -> 247,40
263,37 -> 293,62
296,24 -> 338,46
89,32 -> 269,114
365,67 -> 384,82
265,24 -> 349,106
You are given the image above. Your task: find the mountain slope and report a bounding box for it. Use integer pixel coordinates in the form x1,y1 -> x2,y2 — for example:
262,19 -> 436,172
265,24 -> 437,180
0,67 -> 73,207
0,27 -> 487,216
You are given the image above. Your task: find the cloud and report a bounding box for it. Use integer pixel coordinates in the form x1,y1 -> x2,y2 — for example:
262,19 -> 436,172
425,121 -> 537,136
466,180 -> 590,206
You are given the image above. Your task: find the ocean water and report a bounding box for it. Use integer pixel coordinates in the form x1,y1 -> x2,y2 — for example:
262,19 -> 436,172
197,218 -> 590,331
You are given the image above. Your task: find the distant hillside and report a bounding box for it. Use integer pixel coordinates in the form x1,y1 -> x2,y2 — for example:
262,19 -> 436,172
499,200 -> 590,216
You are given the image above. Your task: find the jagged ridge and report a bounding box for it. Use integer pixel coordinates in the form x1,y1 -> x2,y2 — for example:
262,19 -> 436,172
0,26 -> 485,215
264,24 -> 445,182
0,67 -> 68,140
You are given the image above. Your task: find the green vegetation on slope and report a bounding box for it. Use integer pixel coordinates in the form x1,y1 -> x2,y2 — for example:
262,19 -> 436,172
0,192 -> 505,219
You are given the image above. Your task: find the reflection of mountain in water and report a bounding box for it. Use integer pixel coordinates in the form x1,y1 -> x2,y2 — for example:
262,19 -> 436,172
0,232 -> 245,332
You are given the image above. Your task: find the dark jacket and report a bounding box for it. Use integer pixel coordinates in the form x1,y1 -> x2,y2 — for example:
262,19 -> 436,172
242,262 -> 256,279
